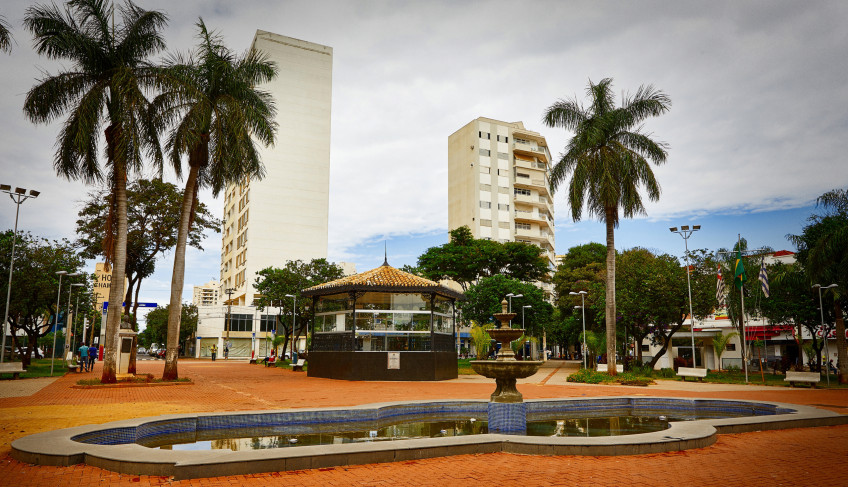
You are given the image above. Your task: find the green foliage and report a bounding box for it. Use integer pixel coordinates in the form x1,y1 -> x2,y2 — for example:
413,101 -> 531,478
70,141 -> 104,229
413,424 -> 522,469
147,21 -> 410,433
0,231 -> 88,366
458,275 -> 553,337
658,368 -> 676,378
711,331 -> 739,370
254,259 -> 345,353
566,368 -> 609,384
0,15 -> 11,53
140,304 -> 198,349
470,323 -> 494,358
417,226 -> 550,291
75,179 -> 218,321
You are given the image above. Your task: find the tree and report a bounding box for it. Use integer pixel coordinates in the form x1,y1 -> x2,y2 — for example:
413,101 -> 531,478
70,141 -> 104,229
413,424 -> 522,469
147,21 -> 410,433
0,14 -> 12,53
75,179 -> 218,323
24,0 -> 169,383
543,78 -> 671,375
551,243 -> 606,356
712,331 -> 739,371
0,231 -> 86,367
254,259 -> 345,358
789,187 -> 848,383
417,226 -> 550,291
140,304 -> 197,353
470,323 -> 494,358
458,275 -> 553,338
153,19 -> 278,380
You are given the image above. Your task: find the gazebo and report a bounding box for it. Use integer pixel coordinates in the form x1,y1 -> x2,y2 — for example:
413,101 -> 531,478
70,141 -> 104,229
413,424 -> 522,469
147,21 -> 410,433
302,261 -> 464,380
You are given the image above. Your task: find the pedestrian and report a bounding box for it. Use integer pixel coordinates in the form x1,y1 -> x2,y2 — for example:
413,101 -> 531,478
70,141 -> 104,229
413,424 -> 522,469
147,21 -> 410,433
77,343 -> 89,372
88,344 -> 97,371
224,343 -> 229,360
211,344 -> 217,361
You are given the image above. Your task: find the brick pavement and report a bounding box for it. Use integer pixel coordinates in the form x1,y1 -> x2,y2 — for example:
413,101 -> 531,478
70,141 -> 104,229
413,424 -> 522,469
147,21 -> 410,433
1,359 -> 846,486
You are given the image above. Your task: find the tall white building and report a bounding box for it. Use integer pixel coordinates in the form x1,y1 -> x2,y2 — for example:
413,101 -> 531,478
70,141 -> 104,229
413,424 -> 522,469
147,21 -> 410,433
192,280 -> 219,307
219,31 -> 333,306
448,117 -> 556,275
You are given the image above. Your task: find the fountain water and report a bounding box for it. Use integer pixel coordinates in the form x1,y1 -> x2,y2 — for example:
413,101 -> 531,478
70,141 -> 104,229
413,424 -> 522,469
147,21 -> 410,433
470,298 -> 542,433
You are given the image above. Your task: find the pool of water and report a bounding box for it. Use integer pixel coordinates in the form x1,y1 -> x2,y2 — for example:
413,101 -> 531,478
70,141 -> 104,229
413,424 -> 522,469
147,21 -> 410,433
145,408 -> 761,451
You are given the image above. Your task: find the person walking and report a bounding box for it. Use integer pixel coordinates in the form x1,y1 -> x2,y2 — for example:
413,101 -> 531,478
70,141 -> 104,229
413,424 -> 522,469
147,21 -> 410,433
211,344 -> 217,361
77,344 -> 89,372
88,344 -> 97,371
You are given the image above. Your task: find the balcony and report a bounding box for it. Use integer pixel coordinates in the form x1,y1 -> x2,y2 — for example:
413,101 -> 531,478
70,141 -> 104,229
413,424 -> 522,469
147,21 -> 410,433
513,140 -> 550,163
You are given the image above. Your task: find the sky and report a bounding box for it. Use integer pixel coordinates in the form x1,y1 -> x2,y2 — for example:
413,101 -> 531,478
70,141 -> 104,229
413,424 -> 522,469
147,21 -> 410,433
1,0 -> 847,325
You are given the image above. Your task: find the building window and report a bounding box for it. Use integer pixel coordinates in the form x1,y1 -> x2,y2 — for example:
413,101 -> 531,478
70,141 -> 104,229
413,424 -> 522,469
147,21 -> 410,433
516,172 -> 530,179
259,315 -> 277,332
514,188 -> 531,197
642,344 -> 650,352
226,313 -> 254,332
479,148 -> 490,156
726,343 -> 736,351
498,203 -> 509,210
479,201 -> 491,209
478,131 -> 490,140
498,187 -> 509,194
516,223 -> 531,231
498,222 -> 510,229
480,184 -> 492,191
497,135 -> 509,143
497,152 -> 508,160
497,169 -> 509,176
480,219 -> 492,227
481,166 -> 490,174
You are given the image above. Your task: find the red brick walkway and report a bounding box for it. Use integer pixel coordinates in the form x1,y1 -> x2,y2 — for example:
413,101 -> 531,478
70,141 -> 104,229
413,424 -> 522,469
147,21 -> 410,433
1,359 -> 846,486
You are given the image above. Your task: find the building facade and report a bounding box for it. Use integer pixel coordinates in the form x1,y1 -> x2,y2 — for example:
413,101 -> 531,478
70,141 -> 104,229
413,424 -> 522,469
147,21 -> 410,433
219,31 -> 333,306
448,117 -> 556,291
192,280 -> 220,307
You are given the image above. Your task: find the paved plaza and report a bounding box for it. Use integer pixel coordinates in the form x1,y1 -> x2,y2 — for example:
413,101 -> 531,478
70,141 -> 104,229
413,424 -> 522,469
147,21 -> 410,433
1,359 -> 846,486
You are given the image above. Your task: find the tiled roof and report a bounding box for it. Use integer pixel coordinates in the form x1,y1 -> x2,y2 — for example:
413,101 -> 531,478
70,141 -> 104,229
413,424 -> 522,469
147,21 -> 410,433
302,264 -> 464,300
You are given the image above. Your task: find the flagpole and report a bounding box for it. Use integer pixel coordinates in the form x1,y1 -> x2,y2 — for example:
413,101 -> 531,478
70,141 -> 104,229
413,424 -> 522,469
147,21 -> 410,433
738,234 -> 749,384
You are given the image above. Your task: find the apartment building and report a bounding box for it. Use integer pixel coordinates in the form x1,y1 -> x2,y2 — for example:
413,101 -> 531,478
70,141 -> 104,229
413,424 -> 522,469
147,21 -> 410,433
192,280 -> 220,307
448,117 -> 556,274
219,31 -> 333,306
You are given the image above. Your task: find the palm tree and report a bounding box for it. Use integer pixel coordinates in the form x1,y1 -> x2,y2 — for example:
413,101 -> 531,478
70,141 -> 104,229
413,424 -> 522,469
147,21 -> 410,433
0,15 -> 13,53
153,19 -> 277,380
23,0 -> 168,383
543,78 -> 671,375
789,187 -> 848,383
711,331 -> 739,371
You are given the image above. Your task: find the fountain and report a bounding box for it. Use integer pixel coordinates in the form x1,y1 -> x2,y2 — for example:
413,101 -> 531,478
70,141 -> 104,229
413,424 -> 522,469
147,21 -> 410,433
470,298 -> 542,433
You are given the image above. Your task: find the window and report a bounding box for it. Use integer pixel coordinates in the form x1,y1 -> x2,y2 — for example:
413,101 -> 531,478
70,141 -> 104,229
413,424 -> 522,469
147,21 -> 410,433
478,131 -> 490,139
497,135 -> 508,143
481,166 -> 490,174
479,148 -> 490,156
516,223 -> 531,231
479,201 -> 491,209
516,172 -> 530,179
480,219 -> 492,227
641,344 -> 650,352
480,184 -> 492,191
497,169 -> 509,176
226,313 -> 253,332
498,187 -> 509,194
514,188 -> 531,196
498,203 -> 509,210
726,343 -> 736,351
259,315 -> 277,332
498,222 -> 510,229
497,152 -> 508,160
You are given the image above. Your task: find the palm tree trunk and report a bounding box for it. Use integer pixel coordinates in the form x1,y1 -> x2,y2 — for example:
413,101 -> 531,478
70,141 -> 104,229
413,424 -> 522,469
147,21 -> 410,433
605,207 -> 617,375
101,129 -> 128,384
835,300 -> 846,384
162,165 -> 199,380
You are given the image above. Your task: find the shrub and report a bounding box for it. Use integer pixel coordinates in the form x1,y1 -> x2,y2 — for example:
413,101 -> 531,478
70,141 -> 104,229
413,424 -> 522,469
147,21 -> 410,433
566,368 -> 609,384
659,368 -> 675,378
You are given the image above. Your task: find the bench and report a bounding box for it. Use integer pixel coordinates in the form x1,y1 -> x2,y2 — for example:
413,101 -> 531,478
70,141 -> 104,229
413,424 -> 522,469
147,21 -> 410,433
66,359 -> 80,373
291,358 -> 306,372
784,371 -> 821,388
596,363 -> 623,373
0,362 -> 26,379
677,367 -> 708,381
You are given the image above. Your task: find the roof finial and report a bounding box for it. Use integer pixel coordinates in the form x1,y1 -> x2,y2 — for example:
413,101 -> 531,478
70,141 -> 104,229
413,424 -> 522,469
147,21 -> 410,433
383,241 -> 389,266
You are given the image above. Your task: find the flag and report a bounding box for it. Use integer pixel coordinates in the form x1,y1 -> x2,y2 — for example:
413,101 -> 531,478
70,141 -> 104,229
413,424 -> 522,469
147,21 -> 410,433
734,249 -> 747,290
759,259 -> 770,298
716,265 -> 726,306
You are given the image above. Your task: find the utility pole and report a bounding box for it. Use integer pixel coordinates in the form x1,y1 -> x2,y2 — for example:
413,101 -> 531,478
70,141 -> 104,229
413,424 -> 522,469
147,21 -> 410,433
225,288 -> 235,359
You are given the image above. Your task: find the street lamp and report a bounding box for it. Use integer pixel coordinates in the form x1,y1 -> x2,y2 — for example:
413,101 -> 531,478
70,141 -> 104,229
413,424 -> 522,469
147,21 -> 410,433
522,305 -> 532,359
285,294 -> 297,361
50,271 -> 79,375
670,225 -> 701,368
66,283 -> 84,354
224,288 -> 235,359
506,293 -> 523,327
570,291 -> 587,369
813,283 -> 838,387
1,184 -> 39,363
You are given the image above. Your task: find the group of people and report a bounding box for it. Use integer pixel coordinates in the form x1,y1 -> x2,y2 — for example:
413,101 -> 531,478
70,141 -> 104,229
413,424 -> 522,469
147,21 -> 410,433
209,343 -> 230,361
76,344 -> 98,372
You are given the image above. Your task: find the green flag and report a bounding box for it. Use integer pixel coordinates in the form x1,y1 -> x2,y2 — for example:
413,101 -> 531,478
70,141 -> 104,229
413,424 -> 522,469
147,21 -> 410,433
734,249 -> 747,290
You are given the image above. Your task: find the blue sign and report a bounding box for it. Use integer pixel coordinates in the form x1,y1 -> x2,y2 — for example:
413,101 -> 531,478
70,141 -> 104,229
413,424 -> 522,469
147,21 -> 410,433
102,302 -> 158,311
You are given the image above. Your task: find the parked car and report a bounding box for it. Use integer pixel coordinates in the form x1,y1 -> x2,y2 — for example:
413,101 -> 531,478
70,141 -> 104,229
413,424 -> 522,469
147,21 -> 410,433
148,344 -> 162,357
137,346 -> 147,355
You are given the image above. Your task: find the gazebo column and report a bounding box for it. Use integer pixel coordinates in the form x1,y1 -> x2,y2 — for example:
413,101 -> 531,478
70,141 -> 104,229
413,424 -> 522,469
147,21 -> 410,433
429,294 -> 435,352
349,292 -> 357,351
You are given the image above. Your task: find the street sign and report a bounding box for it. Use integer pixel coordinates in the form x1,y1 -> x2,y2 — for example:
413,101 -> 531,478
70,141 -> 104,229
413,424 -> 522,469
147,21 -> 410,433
102,302 -> 158,311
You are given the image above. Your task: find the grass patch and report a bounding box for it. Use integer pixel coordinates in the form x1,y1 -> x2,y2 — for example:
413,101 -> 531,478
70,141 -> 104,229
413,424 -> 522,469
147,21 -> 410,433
458,358 -> 476,375
0,357 -> 74,379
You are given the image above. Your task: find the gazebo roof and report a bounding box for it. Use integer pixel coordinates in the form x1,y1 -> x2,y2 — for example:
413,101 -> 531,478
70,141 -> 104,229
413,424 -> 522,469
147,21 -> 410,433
301,263 -> 464,300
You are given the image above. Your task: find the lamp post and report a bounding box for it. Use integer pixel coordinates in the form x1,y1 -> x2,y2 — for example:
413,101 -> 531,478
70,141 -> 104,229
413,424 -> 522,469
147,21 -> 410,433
669,225 -> 701,368
506,293 -> 523,327
286,294 -> 297,361
813,283 -> 838,387
522,305 -> 532,359
1,185 -> 39,363
50,271 -> 79,375
66,283 -> 84,354
224,288 -> 234,359
570,291 -> 587,369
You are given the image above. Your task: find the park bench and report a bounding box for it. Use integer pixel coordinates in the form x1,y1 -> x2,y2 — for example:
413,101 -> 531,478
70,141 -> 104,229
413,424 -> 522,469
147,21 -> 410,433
784,371 -> 820,388
677,367 -> 708,381
596,363 -> 623,373
291,358 -> 306,372
0,362 -> 26,379
66,359 -> 80,373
